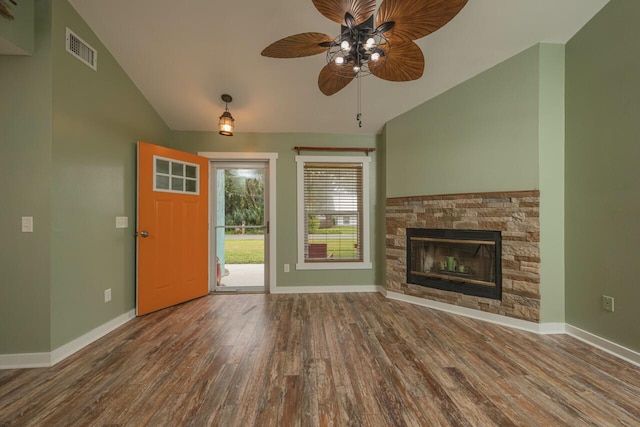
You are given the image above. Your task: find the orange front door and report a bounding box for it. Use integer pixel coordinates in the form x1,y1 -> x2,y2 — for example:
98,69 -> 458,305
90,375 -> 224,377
136,141 -> 209,315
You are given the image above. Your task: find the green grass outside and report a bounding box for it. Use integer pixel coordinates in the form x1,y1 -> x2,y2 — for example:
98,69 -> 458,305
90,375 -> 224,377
224,239 -> 264,264
224,237 -> 357,264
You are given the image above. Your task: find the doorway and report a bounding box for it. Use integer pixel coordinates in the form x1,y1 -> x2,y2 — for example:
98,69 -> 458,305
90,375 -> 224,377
211,161 -> 269,292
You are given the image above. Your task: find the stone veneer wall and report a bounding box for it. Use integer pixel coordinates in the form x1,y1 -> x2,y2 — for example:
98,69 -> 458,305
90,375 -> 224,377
386,191 -> 540,322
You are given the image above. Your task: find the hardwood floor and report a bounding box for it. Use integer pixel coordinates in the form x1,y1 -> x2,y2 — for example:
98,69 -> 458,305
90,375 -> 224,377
1,293 -> 639,426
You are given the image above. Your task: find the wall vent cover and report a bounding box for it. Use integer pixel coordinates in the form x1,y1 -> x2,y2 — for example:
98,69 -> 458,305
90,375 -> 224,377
65,28 -> 97,71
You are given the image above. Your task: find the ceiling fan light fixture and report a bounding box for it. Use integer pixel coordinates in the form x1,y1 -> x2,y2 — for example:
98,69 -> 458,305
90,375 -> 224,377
218,94 -> 234,136
365,37 -> 376,49
326,28 -> 389,78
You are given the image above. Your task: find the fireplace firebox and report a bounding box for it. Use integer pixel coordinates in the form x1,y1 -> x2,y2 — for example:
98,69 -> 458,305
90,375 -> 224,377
406,229 -> 502,300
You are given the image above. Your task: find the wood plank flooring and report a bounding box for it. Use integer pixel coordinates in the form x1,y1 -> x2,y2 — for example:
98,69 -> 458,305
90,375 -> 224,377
1,293 -> 639,426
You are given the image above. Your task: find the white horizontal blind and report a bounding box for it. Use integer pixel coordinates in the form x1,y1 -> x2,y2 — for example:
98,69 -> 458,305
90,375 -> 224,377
303,162 -> 363,262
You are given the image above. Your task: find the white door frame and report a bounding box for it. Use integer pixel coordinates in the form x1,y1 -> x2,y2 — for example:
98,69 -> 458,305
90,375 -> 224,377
198,152 -> 278,293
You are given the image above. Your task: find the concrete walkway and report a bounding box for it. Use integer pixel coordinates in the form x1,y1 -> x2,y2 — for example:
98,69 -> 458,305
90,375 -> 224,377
219,263 -> 264,287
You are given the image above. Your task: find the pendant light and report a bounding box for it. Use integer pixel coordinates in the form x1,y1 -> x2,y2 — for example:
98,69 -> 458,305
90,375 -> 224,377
218,94 -> 235,136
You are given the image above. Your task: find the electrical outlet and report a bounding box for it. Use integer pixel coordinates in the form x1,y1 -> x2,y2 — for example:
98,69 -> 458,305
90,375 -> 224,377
104,289 -> 112,303
601,295 -> 614,312
284,264 -> 290,273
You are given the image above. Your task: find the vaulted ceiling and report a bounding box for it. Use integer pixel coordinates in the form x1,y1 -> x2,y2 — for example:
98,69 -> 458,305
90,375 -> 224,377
68,0 -> 609,135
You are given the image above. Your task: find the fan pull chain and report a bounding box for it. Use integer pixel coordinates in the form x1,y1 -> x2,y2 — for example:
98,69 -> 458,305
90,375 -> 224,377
357,75 -> 362,128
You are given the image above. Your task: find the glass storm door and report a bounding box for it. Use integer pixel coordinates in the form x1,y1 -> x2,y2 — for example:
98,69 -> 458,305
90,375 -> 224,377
211,162 -> 268,292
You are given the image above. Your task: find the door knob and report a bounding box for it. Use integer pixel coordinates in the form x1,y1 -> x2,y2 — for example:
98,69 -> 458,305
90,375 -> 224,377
138,230 -> 149,238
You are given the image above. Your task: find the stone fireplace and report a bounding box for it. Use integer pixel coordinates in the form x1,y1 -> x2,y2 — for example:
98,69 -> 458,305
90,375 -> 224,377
407,228 -> 502,300
386,191 -> 540,322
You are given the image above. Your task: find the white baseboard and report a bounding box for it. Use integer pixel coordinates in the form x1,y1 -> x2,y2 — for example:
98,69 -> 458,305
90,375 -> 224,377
384,290 -> 639,367
0,352 -> 51,369
385,291 -> 544,333
0,310 -> 135,370
271,285 -> 383,294
50,310 -> 136,365
538,322 -> 567,334
566,324 -> 640,368
4,296 -> 639,371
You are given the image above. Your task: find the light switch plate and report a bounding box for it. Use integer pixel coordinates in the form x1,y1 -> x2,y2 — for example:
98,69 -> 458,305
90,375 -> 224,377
115,216 -> 128,228
21,216 -> 33,233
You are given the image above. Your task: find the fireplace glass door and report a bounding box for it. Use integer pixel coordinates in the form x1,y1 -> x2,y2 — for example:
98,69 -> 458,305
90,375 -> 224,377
407,229 -> 501,299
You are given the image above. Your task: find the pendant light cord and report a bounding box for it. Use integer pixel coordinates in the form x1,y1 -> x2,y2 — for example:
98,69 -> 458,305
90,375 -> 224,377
356,76 -> 362,128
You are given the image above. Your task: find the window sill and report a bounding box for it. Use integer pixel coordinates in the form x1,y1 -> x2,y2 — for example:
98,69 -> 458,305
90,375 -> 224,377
296,262 -> 373,271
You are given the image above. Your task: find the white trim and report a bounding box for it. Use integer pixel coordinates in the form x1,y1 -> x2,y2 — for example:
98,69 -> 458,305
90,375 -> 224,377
538,322 -> 566,335
0,310 -> 135,370
50,310 -> 136,365
0,352 -> 50,370
198,152 -> 278,293
566,324 -> 640,368
271,285 -> 383,294
383,290 -> 640,367
199,152 -> 279,161
296,262 -> 373,270
4,295 -> 638,371
385,291 -> 542,333
295,155 -> 372,270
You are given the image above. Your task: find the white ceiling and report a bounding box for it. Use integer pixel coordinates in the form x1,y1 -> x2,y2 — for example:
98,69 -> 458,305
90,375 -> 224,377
68,0 -> 609,135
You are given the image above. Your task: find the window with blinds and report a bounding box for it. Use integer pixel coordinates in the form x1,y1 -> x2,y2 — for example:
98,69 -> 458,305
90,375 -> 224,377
295,155 -> 372,271
303,162 -> 363,262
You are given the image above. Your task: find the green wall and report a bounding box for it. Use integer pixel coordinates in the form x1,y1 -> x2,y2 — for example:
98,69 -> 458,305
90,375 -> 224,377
565,0 -> 640,352
0,0 -> 170,354
49,0 -> 171,349
170,131 -> 380,289
0,0 -> 52,354
385,44 -> 567,323
538,45 -> 566,323
386,44 -> 541,198
0,0 -> 34,55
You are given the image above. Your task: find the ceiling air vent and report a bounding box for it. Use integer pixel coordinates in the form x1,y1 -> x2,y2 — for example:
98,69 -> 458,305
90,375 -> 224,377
65,28 -> 97,71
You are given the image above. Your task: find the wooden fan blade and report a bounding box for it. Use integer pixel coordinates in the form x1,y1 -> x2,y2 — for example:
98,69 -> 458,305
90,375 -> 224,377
312,0 -> 376,26
318,63 -> 356,96
261,33 -> 333,58
376,0 -> 468,41
370,41 -> 424,82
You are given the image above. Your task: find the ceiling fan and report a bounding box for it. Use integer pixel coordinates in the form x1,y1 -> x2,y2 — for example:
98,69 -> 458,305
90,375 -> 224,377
261,0 -> 469,96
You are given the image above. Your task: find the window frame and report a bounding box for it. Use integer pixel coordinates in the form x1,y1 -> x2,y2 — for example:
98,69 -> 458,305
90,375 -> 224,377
153,155 -> 200,195
295,155 -> 372,270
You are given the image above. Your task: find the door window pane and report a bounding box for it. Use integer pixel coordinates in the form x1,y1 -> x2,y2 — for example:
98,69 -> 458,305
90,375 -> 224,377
185,179 -> 197,193
156,159 -> 170,174
156,175 -> 170,190
171,177 -> 184,191
153,156 -> 200,195
172,162 -> 184,177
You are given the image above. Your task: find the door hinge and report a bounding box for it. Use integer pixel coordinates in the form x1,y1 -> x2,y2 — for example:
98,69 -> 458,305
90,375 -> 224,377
266,221 -> 270,234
